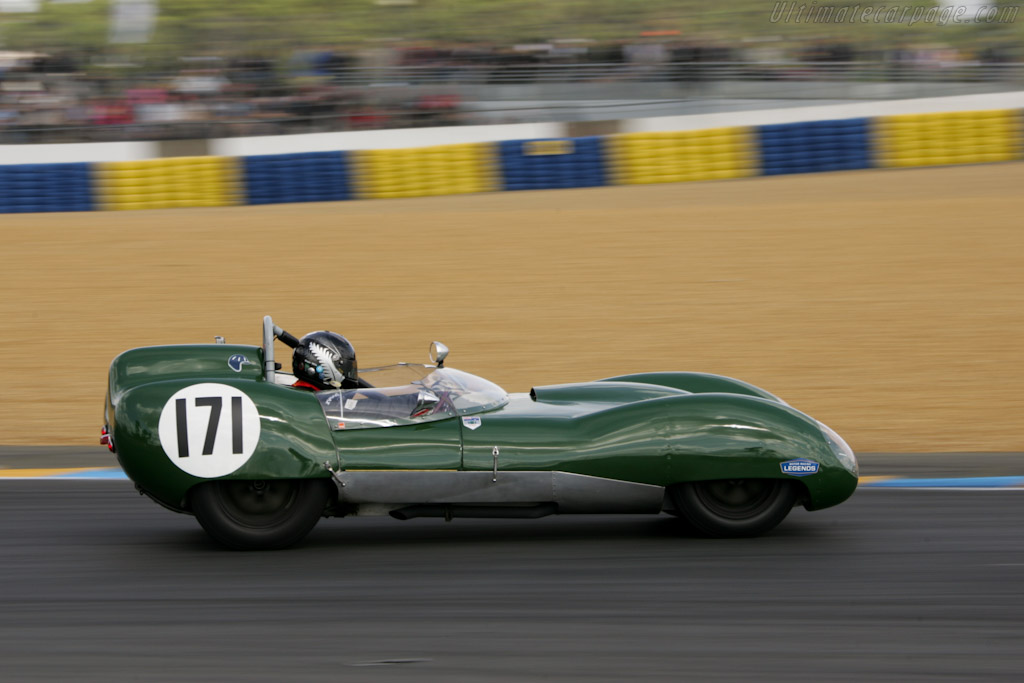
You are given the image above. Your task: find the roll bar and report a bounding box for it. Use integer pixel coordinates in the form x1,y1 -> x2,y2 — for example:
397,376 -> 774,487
263,316 -> 276,382
263,315 -> 302,381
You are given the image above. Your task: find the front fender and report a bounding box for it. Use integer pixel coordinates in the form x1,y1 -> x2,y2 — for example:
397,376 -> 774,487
113,378 -> 337,511
583,392 -> 857,510
599,372 -> 786,403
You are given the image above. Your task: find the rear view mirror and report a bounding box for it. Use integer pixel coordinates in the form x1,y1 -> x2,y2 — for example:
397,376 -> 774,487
429,341 -> 449,367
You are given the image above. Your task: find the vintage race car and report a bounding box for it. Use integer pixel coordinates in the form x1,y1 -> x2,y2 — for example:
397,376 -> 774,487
103,316 -> 858,550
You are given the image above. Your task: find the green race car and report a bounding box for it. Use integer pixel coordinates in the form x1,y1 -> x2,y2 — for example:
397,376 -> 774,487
103,316 -> 858,550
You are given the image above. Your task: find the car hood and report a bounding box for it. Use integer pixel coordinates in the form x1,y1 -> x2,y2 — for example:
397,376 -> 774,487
529,381 -> 690,406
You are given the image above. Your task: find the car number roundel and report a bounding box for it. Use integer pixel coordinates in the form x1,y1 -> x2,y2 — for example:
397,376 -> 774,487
157,383 -> 261,478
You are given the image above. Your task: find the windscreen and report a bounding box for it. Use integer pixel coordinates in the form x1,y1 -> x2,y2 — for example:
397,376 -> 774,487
316,365 -> 507,430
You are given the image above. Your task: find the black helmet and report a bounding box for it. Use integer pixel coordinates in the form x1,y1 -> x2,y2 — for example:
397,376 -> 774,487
292,331 -> 358,390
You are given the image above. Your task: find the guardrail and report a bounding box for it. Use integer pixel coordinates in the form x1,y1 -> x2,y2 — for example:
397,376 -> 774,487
325,61 -> 1024,86
1,107 -> 1019,214
13,60 -> 1024,88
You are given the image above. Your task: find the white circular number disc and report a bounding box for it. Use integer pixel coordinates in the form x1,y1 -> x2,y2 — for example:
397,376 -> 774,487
158,383 -> 261,478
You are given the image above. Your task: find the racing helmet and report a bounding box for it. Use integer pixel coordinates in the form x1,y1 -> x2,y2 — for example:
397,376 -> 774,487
292,331 -> 358,390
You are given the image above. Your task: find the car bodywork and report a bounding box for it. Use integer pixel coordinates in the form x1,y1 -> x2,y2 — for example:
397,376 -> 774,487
104,316 -> 858,547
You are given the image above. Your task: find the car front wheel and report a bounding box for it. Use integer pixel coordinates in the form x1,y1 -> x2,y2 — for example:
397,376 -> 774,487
669,479 -> 798,538
191,478 -> 334,550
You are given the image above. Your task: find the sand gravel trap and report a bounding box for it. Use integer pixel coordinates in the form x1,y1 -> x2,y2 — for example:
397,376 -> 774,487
1,162 -> 1021,451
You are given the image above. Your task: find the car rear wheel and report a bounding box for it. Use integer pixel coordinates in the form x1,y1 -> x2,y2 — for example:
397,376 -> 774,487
669,479 -> 798,538
191,478 -> 333,550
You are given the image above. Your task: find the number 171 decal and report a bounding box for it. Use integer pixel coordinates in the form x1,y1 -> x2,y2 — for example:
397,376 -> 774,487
158,383 -> 261,478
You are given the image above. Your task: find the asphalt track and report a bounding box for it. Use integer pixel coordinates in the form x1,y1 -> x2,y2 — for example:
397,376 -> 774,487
1,479 -> 1022,682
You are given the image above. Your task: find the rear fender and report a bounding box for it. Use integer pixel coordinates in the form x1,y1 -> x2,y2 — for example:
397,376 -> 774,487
112,378 -> 337,511
108,344 -> 264,405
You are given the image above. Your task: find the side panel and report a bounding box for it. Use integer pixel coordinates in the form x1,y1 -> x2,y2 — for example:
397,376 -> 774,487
331,470 -> 665,514
330,418 -> 462,471
460,394 -> 669,485
113,378 -> 337,511
460,393 -> 857,510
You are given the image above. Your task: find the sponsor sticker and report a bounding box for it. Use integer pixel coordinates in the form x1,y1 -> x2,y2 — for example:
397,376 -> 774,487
227,354 -> 256,372
462,416 -> 482,430
781,458 -> 819,477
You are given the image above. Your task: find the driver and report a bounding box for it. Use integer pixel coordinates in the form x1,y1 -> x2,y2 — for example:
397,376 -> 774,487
290,330 -> 441,421
291,331 -> 360,391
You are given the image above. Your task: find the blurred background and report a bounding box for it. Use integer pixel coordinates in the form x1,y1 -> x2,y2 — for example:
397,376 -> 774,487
1,1 -> 1022,452
1,0 -> 1023,142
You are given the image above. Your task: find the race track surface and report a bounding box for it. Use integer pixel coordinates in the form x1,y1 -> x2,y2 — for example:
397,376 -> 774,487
1,482 -> 1022,681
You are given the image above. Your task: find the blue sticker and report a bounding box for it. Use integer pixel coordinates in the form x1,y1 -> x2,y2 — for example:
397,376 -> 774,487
228,354 -> 255,372
781,458 -> 819,476
462,416 -> 482,431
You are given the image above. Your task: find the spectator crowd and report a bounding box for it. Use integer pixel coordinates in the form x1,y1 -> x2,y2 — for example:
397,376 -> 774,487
0,38 -> 1018,144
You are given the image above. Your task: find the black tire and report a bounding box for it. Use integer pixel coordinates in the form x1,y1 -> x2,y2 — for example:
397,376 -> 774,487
191,478 -> 333,550
669,479 -> 798,538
